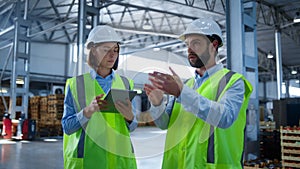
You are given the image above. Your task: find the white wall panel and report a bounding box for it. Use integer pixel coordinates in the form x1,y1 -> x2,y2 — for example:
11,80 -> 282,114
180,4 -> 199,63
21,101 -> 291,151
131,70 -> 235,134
30,42 -> 67,76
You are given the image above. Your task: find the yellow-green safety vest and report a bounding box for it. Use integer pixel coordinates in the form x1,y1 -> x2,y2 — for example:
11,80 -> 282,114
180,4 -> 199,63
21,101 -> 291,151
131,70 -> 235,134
63,73 -> 137,169
162,68 -> 253,169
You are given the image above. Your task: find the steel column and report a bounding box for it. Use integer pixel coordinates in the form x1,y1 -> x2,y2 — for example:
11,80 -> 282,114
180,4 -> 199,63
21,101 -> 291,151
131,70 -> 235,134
275,29 -> 283,99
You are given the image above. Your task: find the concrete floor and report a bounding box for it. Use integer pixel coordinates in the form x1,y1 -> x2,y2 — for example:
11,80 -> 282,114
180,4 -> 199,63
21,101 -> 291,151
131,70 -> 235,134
0,126 -> 166,169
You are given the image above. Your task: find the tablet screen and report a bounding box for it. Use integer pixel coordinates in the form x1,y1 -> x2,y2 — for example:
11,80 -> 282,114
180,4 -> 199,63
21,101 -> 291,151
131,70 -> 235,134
102,89 -> 137,113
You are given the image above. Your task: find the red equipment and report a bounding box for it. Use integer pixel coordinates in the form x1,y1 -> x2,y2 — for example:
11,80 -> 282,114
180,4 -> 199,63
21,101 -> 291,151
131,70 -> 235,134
2,113 -> 12,139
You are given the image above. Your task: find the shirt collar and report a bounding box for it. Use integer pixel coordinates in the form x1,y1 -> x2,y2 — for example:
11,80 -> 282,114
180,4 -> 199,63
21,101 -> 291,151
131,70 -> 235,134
194,63 -> 224,79
90,69 -> 115,80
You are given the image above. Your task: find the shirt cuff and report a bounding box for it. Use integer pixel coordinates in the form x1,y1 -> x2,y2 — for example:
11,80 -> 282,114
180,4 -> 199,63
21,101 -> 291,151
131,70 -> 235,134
76,110 -> 90,126
127,116 -> 138,132
177,85 -> 195,106
149,95 -> 167,120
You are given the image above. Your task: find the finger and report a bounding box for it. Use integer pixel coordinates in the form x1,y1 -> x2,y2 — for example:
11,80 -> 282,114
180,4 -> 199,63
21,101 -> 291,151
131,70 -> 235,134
97,100 -> 108,106
92,99 -> 99,106
96,94 -> 105,100
99,105 -> 109,111
144,86 -> 152,96
98,100 -> 108,108
125,98 -> 131,106
143,86 -> 150,95
144,85 -> 158,96
149,71 -> 166,76
144,84 -> 156,93
119,99 -> 131,108
169,67 -> 179,77
97,99 -> 107,104
149,71 -> 168,79
153,74 -> 169,82
115,101 -> 126,112
149,76 -> 164,84
149,78 -> 164,89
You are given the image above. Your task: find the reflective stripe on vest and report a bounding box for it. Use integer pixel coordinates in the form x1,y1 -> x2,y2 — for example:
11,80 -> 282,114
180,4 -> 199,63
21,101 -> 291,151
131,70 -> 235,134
162,68 -> 253,169
207,70 -> 235,163
75,74 -> 131,159
76,75 -> 86,158
63,73 -> 137,169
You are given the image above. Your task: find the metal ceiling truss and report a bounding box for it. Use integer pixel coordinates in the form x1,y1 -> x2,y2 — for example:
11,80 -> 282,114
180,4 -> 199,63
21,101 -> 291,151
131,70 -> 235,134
0,0 -> 228,48
100,0 -> 226,55
109,0 -> 225,29
164,0 -> 225,15
1,0 -> 298,49
0,0 -> 79,44
0,0 -> 299,80
256,0 -> 300,45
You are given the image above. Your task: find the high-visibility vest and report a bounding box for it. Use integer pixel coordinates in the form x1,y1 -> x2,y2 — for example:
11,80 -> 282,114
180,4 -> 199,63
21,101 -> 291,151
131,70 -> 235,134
63,73 -> 137,169
162,68 -> 253,169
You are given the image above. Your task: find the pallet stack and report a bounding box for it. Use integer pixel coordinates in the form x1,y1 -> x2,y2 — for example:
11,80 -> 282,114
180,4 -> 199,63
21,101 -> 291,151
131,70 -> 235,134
29,96 -> 40,120
37,96 -> 49,136
244,158 -> 282,169
39,96 -> 48,125
29,94 -> 64,137
47,94 -> 64,121
47,94 -> 64,136
280,126 -> 300,169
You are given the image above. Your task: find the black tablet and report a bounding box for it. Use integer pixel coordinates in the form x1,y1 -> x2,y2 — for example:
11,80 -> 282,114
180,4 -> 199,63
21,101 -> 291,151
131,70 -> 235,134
102,89 -> 137,113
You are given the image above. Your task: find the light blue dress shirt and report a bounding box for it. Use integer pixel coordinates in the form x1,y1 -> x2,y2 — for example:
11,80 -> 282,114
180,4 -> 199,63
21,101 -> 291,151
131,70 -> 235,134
150,64 -> 245,129
62,69 -> 138,135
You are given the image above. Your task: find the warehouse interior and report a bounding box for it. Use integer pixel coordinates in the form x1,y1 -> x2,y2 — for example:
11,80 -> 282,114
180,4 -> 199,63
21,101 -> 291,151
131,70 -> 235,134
0,0 -> 300,169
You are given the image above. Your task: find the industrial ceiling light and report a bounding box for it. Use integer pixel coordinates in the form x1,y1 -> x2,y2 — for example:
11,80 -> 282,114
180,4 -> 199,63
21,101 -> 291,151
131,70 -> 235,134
267,51 -> 273,59
291,69 -> 297,75
16,78 -> 24,85
143,18 -> 152,30
153,47 -> 160,51
0,88 -> 8,93
293,12 -> 300,23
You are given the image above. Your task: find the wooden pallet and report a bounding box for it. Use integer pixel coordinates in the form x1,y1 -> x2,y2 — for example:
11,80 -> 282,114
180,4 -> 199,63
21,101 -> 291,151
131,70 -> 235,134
260,121 -> 276,130
244,166 -> 260,169
48,94 -> 64,100
280,126 -> 300,169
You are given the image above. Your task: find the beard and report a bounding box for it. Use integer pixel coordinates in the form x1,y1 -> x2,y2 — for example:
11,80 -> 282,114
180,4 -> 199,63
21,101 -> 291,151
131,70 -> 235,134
188,48 -> 210,68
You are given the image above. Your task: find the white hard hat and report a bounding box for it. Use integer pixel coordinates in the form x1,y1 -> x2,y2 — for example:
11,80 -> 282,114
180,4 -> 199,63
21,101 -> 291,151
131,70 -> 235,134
86,25 -> 122,44
179,18 -> 223,47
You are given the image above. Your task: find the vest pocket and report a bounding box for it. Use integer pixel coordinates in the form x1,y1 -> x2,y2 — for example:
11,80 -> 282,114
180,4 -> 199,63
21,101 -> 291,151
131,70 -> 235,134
64,157 -> 83,169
